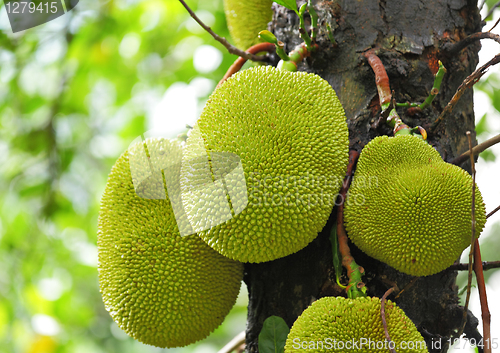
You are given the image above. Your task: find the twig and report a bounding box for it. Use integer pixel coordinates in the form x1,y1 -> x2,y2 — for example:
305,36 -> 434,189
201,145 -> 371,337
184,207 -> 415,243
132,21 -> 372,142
364,50 -> 392,111
457,132 -> 477,338
484,0 -> 500,21
488,16 -> 500,32
337,151 -> 366,298
444,32 -> 500,56
431,53 -> 500,132
178,0 -> 267,62
217,42 -> 276,88
487,204 -> 500,219
381,287 -> 397,353
394,277 -> 419,299
473,238 -> 492,353
451,133 -> 500,165
217,331 -> 246,353
448,260 -> 500,271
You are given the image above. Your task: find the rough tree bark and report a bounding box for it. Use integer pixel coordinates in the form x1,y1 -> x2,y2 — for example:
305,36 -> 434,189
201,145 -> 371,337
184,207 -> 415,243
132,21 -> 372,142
244,0 -> 483,352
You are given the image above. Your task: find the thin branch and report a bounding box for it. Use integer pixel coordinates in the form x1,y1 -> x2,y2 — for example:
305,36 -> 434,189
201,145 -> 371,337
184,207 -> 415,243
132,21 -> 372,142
431,53 -> 500,132
394,277 -> 419,299
381,287 -> 397,353
217,42 -> 276,88
178,0 -> 267,62
444,32 -> 500,56
487,204 -> 500,219
451,133 -> 500,165
473,239 -> 492,353
488,16 -> 500,32
484,0 -> 500,21
448,260 -> 500,271
457,132 -> 477,338
217,331 -> 245,353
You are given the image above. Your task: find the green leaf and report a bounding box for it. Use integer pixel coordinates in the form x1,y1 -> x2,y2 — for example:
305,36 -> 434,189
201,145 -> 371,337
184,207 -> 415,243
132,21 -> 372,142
475,113 -> 488,136
273,0 -> 298,13
479,149 -> 496,162
258,316 -> 290,353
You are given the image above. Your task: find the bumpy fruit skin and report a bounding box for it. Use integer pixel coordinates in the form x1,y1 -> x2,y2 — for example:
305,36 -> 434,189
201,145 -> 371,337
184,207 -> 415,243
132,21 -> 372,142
285,296 -> 428,353
97,138 -> 243,348
224,0 -> 273,50
344,135 -> 486,276
181,66 -> 349,263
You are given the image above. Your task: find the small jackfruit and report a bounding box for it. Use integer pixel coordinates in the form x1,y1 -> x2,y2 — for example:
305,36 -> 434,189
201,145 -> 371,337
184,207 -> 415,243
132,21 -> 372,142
344,135 -> 486,276
97,138 -> 243,348
284,296 -> 428,353
180,66 -> 349,263
224,0 -> 273,50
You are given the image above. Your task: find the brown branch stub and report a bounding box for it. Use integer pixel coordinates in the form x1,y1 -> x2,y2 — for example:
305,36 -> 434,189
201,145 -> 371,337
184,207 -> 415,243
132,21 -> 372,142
444,32 -> 500,55
432,54 -> 500,132
217,42 -> 276,88
473,239 -> 492,353
381,287 -> 397,353
178,0 -> 268,63
448,260 -> 500,271
451,133 -> 500,166
363,49 -> 392,110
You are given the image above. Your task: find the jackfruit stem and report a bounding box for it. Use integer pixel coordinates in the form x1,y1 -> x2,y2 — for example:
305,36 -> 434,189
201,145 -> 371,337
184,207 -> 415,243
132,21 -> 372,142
277,42 -> 318,72
387,109 -> 411,136
298,4 -> 313,49
396,60 -> 447,111
258,31 -> 291,61
337,151 -> 367,299
307,0 -> 318,43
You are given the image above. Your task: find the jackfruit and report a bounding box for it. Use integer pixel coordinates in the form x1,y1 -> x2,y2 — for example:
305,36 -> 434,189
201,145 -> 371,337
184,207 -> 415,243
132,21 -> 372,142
284,296 -> 428,353
97,138 -> 244,348
344,135 -> 486,276
224,0 -> 273,50
180,66 -> 349,263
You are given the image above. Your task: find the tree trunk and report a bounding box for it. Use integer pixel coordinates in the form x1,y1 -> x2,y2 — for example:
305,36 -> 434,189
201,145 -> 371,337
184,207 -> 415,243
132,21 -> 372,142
244,0 -> 483,352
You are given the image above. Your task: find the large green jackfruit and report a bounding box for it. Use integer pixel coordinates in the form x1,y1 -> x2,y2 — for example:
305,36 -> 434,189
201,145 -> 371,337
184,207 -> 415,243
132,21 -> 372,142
344,135 -> 486,276
284,296 -> 428,353
97,138 -> 243,348
180,66 -> 349,263
224,0 -> 273,50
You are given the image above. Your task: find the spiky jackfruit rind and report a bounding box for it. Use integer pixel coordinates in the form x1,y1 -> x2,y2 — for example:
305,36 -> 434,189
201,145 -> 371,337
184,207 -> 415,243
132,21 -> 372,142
97,138 -> 243,348
284,296 -> 428,353
224,0 -> 273,50
181,66 -> 349,263
344,135 -> 487,276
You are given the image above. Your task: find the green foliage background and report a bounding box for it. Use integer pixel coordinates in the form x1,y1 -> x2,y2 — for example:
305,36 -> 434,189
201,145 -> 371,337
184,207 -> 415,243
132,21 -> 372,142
0,0 -> 248,352
0,0 -> 499,352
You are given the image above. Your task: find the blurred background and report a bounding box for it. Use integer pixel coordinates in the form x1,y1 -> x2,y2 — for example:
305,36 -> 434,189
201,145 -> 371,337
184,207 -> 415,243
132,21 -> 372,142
0,0 -> 498,352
